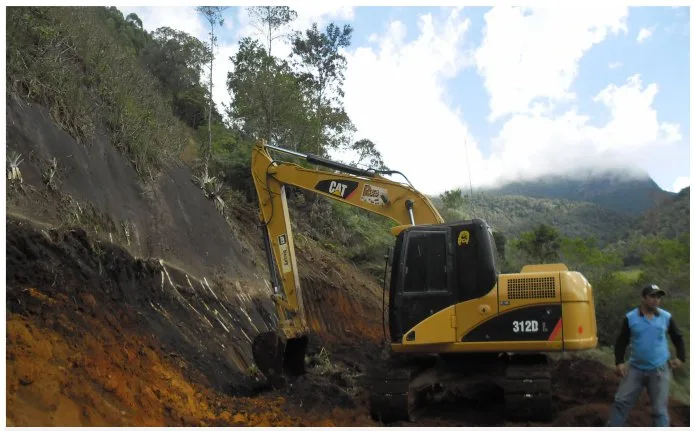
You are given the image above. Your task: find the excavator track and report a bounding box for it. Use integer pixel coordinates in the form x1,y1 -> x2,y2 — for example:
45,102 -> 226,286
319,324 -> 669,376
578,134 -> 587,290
503,357 -> 553,421
367,369 -> 412,423
368,354 -> 554,424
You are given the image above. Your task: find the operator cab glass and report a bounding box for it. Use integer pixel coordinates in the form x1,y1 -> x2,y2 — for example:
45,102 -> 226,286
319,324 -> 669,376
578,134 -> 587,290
388,219 -> 499,342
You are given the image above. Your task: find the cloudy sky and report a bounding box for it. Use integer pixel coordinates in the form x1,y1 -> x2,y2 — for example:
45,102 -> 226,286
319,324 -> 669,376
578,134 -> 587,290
119,5 -> 690,195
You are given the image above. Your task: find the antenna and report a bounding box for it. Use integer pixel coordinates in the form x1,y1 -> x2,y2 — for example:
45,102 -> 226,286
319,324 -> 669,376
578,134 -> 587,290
464,138 -> 474,218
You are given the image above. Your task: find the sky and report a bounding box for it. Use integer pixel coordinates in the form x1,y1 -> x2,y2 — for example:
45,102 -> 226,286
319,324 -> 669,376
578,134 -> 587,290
119,4 -> 691,196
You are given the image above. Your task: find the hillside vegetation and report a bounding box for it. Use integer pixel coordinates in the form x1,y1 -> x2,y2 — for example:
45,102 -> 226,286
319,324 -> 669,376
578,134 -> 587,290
5,5 -> 689,421
435,192 -> 635,243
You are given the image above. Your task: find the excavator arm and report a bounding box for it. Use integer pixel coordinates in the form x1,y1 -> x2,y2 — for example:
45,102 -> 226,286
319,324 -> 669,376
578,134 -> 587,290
250,141 -> 444,386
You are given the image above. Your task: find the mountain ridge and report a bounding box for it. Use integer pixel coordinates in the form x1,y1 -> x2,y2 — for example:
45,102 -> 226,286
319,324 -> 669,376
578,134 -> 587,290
476,171 -> 675,215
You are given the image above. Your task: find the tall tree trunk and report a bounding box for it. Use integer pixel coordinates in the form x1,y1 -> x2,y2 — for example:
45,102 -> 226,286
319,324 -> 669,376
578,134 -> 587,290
207,25 -> 213,172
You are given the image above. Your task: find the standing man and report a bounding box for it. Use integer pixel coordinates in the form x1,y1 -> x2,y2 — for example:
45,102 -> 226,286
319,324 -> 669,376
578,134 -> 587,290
606,284 -> 686,427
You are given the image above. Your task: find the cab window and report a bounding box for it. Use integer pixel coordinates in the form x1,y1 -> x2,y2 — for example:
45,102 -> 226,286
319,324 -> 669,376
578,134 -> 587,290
403,231 -> 448,293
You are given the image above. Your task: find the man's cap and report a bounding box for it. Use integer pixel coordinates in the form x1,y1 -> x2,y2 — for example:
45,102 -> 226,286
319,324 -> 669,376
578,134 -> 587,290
642,284 -> 666,297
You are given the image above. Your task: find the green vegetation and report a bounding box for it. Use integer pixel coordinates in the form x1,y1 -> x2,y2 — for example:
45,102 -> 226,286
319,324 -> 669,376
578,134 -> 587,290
7,7 -> 194,178
435,192 -> 635,244
7,5 -> 688,402
290,196 -> 396,279
495,217 -> 690,402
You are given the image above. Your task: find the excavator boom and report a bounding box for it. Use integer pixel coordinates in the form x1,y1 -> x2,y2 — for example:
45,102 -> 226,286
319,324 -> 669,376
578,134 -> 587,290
250,141 -> 444,386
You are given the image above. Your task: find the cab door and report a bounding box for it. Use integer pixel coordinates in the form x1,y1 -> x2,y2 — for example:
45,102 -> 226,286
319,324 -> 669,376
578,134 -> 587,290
389,227 -> 456,343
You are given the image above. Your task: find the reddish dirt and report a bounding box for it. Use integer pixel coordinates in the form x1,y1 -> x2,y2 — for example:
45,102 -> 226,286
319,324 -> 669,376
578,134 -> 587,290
5,216 -> 690,427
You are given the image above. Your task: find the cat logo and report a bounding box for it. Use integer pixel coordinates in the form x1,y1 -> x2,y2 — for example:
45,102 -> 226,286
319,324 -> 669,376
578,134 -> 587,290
457,230 -> 470,246
314,179 -> 359,200
328,181 -> 349,197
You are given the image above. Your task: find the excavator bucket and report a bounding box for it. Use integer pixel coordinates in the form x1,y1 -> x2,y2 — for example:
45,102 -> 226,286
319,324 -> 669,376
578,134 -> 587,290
252,331 -> 308,388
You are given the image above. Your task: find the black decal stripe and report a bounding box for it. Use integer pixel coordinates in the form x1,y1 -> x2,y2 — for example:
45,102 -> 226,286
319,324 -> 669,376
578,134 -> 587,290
314,179 -> 359,200
462,304 -> 562,342
462,302 -> 560,335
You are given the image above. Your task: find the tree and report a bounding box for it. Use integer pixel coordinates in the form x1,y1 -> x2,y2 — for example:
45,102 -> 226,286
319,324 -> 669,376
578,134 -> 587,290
560,236 -> 621,279
234,6 -> 300,146
493,231 -> 507,261
440,188 -> 464,210
142,27 -> 211,128
197,6 -> 227,170
247,6 -> 297,57
350,138 -> 387,170
226,37 -> 306,148
291,22 -> 355,153
98,7 -> 149,55
515,224 -> 561,263
637,234 -> 690,294
125,12 -> 142,29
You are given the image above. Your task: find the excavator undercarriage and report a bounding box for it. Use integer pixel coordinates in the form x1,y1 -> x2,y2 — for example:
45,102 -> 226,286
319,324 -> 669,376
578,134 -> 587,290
367,353 -> 553,423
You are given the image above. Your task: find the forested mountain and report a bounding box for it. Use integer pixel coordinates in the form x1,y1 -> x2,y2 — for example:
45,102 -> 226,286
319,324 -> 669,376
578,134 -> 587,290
434,192 -> 635,244
481,171 -> 675,214
637,186 -> 690,239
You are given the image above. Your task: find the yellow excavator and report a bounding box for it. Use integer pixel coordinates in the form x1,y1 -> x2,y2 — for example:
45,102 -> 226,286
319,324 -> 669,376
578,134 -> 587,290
250,141 -> 598,422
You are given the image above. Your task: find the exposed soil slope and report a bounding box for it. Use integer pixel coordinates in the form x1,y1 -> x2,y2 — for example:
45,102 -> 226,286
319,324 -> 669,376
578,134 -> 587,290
6,217 -> 689,427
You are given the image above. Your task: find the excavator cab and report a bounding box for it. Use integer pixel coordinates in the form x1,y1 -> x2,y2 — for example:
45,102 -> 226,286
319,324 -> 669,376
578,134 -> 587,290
388,219 -> 499,343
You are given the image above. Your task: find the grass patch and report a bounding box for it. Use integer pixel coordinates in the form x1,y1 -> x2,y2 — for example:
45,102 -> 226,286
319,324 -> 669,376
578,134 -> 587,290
614,268 -> 642,283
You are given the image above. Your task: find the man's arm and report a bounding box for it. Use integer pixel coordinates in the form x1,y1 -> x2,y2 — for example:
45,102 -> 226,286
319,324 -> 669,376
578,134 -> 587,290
668,316 -> 686,362
614,316 -> 631,365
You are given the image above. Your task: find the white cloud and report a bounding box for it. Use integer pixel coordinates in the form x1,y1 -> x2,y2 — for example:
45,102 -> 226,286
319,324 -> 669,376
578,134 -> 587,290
608,61 -> 623,69
340,7 -> 682,195
474,7 -> 628,122
658,122 -> 682,144
203,44 -> 239,119
484,74 -> 682,185
637,26 -> 654,43
340,8 -> 476,195
671,176 -> 690,192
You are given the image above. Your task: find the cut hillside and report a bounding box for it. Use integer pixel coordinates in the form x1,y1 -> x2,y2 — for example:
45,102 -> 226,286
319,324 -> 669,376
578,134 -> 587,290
5,5 -> 688,428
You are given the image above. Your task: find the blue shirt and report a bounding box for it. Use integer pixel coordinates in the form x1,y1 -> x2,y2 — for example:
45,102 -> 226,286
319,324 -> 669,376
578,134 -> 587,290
614,306 -> 686,369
